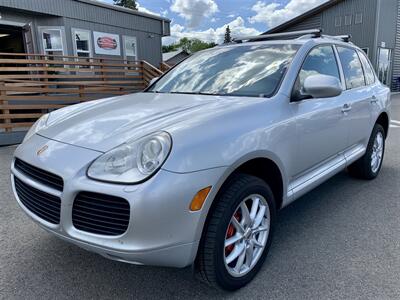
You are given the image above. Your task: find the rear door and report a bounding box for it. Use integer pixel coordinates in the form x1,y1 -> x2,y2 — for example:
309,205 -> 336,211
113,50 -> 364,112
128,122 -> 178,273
335,46 -> 372,154
291,45 -> 349,176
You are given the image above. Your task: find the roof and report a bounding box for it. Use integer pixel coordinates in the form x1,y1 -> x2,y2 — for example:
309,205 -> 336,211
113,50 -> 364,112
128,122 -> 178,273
163,49 -> 189,61
76,0 -> 170,22
265,0 -> 343,34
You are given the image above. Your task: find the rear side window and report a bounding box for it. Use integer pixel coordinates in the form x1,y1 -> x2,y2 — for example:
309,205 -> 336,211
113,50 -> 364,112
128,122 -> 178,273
358,50 -> 375,85
298,45 -> 341,87
337,47 -> 365,89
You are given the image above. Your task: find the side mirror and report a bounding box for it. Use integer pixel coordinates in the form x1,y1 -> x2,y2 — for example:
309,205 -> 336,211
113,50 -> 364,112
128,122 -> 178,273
303,74 -> 342,99
149,77 -> 159,86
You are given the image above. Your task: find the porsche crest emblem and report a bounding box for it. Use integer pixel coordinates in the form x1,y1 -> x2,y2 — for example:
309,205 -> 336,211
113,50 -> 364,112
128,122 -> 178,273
37,145 -> 48,156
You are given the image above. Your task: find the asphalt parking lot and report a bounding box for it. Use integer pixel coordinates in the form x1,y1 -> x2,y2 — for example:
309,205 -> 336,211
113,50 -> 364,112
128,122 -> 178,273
0,98 -> 399,300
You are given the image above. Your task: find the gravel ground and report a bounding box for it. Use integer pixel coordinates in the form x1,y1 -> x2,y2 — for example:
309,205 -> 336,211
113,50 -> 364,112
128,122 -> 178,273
0,97 -> 399,300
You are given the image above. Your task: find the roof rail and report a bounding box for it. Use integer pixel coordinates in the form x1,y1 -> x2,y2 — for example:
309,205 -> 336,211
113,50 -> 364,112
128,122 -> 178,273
296,33 -> 352,43
328,35 -> 352,42
233,29 -> 322,43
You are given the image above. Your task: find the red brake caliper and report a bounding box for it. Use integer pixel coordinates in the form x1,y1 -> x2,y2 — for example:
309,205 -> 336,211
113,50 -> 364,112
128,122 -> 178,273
225,211 -> 241,256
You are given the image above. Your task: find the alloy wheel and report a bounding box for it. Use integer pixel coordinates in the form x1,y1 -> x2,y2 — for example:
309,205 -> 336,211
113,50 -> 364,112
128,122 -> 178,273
223,194 -> 270,277
371,131 -> 384,173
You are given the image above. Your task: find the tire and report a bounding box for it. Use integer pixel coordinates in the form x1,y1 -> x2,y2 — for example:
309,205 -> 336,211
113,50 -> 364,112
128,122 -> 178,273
196,173 -> 276,291
348,124 -> 385,180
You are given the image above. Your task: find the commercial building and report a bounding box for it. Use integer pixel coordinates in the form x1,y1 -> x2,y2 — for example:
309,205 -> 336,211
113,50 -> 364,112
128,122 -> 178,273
0,0 -> 170,66
265,0 -> 400,91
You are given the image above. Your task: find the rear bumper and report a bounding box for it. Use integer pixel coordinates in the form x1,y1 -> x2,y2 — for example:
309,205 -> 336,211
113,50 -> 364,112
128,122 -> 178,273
11,134 -> 226,267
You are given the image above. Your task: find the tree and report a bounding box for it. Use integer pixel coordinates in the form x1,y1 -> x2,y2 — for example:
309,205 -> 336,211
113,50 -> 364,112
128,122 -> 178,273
190,39 -> 216,52
113,0 -> 137,10
162,44 -> 177,53
224,26 -> 232,44
178,37 -> 193,53
162,38 -> 217,54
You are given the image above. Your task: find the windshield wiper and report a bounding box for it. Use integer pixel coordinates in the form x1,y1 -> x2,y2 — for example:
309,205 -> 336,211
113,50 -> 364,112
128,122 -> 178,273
169,91 -> 224,96
146,90 -> 165,94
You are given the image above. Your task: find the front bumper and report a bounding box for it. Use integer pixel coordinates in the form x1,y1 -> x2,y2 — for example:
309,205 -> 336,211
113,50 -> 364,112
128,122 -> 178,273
11,134 -> 226,267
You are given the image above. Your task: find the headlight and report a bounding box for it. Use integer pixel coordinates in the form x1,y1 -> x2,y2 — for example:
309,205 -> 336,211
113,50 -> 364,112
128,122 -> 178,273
23,113 -> 50,142
87,132 -> 172,184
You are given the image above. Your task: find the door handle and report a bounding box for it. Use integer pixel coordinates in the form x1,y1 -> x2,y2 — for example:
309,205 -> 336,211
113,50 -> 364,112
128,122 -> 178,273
341,104 -> 352,113
370,95 -> 378,103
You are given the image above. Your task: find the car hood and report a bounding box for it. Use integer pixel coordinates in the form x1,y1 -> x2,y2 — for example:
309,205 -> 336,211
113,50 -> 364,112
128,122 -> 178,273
39,92 -> 242,152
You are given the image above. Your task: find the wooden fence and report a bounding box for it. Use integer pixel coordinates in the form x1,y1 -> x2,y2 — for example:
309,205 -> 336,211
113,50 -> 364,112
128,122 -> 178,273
0,52 -> 163,134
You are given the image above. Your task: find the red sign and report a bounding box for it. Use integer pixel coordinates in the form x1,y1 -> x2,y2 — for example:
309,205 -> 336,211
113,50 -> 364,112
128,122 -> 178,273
97,37 -> 118,50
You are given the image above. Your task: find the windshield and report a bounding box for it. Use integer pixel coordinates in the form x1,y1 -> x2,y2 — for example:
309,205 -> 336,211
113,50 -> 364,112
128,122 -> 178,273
148,44 -> 300,98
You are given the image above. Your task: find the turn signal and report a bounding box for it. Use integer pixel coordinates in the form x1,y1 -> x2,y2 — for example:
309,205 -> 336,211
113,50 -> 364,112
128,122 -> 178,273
190,186 -> 212,211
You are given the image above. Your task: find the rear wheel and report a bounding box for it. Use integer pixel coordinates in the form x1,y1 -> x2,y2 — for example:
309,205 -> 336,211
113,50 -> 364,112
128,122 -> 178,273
348,124 -> 385,179
196,174 -> 276,290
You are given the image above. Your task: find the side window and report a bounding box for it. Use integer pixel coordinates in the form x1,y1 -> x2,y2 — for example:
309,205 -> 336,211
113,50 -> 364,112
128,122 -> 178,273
358,50 -> 375,85
337,47 -> 366,89
294,45 -> 340,99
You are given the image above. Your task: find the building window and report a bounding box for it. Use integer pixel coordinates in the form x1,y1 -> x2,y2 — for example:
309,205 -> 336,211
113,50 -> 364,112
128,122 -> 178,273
72,29 -> 92,58
335,16 -> 342,27
123,36 -> 138,61
377,47 -> 392,86
361,48 -> 369,56
39,27 -> 65,56
345,15 -> 352,26
355,13 -> 363,24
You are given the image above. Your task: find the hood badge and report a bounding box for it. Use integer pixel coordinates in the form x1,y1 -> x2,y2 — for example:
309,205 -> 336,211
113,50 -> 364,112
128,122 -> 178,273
37,145 -> 49,156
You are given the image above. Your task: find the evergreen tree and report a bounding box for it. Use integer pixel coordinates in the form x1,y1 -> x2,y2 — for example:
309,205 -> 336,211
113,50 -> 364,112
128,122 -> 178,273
113,0 -> 137,10
224,26 -> 232,44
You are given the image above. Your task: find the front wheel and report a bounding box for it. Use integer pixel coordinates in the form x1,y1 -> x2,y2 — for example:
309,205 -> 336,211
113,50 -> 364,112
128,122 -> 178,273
348,124 -> 385,179
196,174 -> 276,290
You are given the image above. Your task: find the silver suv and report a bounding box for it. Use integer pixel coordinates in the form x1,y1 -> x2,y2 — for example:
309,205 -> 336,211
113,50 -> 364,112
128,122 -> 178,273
11,30 -> 391,290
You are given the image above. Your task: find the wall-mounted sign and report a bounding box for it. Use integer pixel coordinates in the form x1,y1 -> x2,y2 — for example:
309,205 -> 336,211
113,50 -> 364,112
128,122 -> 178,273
93,31 -> 120,56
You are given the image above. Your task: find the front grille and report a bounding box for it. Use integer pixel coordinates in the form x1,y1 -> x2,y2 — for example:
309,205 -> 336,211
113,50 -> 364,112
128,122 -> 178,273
72,192 -> 130,236
14,158 -> 64,192
14,177 -> 61,224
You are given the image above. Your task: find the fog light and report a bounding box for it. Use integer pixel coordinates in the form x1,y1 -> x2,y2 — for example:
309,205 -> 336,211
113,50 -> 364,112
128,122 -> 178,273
190,186 -> 212,211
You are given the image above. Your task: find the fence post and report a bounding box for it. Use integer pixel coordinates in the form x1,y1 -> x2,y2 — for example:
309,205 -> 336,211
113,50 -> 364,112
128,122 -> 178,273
43,54 -> 49,99
100,59 -> 105,82
141,61 -> 147,88
0,81 -> 11,133
79,85 -> 84,103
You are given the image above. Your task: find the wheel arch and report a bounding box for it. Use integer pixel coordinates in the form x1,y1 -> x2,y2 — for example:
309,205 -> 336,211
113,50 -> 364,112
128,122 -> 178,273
194,153 -> 286,266
375,112 -> 389,138
214,153 -> 286,211
200,152 -> 286,236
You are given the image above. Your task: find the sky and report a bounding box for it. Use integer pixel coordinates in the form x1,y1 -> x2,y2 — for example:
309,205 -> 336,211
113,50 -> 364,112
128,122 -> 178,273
100,0 -> 329,45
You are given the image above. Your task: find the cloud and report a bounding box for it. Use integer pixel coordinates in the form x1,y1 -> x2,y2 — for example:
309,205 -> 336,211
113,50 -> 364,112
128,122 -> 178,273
161,9 -> 169,17
170,0 -> 219,28
164,17 -> 261,45
249,0 -> 329,28
137,2 -> 161,16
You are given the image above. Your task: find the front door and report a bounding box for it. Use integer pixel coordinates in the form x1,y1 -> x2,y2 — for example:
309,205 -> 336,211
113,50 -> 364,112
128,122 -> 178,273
22,23 -> 35,54
291,45 -> 349,176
